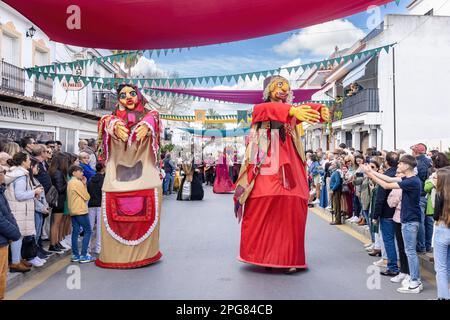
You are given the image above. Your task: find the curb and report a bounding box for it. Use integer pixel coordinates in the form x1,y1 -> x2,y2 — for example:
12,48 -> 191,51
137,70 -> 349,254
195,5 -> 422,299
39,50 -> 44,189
313,205 -> 436,274
6,247 -> 71,292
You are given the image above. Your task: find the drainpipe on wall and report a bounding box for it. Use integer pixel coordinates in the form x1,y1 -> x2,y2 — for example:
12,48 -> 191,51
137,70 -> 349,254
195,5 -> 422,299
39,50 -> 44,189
392,47 -> 397,150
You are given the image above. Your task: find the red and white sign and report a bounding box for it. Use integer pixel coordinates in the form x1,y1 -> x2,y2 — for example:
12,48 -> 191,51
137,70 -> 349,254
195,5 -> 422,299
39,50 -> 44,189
61,63 -> 85,91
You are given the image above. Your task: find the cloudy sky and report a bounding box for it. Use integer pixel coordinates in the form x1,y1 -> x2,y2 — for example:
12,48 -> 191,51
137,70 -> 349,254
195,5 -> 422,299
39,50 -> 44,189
133,2 -> 408,114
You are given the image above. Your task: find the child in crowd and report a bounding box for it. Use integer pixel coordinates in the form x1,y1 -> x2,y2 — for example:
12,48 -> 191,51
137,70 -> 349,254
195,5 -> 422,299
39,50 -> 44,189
67,165 -> 94,263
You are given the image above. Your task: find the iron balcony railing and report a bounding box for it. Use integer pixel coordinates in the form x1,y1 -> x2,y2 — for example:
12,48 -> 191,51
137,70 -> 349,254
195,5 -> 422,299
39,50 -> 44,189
92,91 -> 117,112
338,88 -> 379,120
0,60 -> 25,95
34,77 -> 53,101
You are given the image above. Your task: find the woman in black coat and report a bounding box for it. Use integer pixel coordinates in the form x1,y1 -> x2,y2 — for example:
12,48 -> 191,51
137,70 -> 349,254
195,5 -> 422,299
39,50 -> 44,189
177,163 -> 204,201
48,152 -> 68,254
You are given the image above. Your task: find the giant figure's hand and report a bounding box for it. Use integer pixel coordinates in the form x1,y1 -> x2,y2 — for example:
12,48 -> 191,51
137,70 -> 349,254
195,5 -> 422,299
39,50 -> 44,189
135,124 -> 149,141
114,121 -> 129,142
321,106 -> 330,122
289,105 -> 321,124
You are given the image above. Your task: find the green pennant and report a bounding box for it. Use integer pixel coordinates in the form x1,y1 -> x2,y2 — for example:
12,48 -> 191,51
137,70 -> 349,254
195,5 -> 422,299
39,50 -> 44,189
26,69 -> 33,79
218,76 -> 226,84
383,45 -> 391,53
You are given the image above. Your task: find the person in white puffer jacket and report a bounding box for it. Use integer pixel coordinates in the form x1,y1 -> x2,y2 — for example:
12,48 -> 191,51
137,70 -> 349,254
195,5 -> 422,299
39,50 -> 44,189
5,152 -> 44,271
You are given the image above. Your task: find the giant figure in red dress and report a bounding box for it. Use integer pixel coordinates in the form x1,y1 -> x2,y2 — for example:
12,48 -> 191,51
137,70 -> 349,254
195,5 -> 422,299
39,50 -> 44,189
234,76 -> 329,273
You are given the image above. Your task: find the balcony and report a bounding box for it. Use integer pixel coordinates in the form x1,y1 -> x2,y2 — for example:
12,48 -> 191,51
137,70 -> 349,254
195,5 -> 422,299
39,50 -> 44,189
34,77 -> 53,101
92,91 -> 117,112
336,88 -> 379,120
0,60 -> 25,95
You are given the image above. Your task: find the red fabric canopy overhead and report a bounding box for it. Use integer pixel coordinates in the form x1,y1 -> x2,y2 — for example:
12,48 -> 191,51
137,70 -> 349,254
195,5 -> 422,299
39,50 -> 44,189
150,88 -> 320,104
4,0 -> 392,50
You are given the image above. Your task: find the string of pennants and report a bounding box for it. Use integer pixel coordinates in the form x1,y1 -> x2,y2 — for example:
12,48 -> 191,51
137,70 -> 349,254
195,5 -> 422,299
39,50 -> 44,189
25,49 -> 192,75
25,44 -> 396,89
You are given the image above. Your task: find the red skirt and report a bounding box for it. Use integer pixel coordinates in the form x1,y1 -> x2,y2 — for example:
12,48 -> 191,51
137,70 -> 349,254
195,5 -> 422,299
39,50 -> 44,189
239,196 -> 308,268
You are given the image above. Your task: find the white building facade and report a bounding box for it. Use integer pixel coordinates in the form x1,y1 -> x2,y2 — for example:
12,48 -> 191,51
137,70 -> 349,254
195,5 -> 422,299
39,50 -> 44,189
304,1 -> 450,153
0,2 -> 122,152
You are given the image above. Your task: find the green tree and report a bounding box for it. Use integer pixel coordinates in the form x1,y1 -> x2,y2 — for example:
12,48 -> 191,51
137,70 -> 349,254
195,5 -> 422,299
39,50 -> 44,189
112,50 -> 142,77
445,148 -> 450,162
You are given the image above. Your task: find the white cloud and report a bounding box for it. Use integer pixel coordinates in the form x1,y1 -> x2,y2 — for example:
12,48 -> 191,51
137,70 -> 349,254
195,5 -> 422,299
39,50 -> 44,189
132,57 -> 167,77
281,58 -> 302,68
274,19 -> 365,57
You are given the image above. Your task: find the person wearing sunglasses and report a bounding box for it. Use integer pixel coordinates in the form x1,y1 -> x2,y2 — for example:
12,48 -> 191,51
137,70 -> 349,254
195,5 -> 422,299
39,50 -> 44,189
20,136 -> 37,156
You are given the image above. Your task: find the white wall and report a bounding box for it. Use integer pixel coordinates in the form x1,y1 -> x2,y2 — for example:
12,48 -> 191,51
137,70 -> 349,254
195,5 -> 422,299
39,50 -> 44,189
408,0 -> 450,16
367,14 -> 450,152
53,45 -> 117,111
0,2 -> 118,112
0,2 -> 52,98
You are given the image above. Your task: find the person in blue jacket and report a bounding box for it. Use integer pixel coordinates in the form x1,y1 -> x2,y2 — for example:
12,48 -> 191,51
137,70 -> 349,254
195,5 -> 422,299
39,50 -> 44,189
79,152 -> 96,183
0,166 -> 21,299
329,161 -> 343,225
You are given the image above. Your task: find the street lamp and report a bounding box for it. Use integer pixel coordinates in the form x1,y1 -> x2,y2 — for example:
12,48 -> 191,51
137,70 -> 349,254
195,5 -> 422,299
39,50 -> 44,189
26,26 -> 36,38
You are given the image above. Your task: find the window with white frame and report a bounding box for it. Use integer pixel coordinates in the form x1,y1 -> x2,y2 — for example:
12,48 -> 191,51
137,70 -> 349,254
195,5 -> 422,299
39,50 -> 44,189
35,50 -> 48,67
2,34 -> 19,65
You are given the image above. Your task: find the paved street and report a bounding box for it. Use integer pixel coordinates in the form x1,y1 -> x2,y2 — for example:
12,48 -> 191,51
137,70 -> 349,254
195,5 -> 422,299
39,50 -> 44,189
12,186 -> 435,300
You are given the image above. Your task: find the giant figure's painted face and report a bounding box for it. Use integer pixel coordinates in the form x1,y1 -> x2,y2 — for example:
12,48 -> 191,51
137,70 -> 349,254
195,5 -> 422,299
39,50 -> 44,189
269,80 -> 290,103
118,86 -> 139,110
